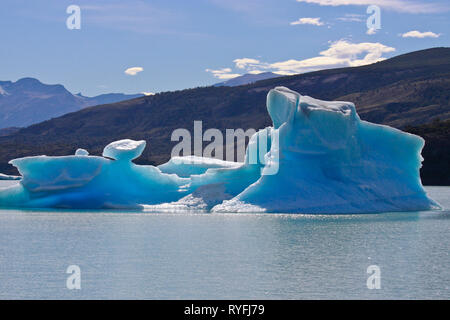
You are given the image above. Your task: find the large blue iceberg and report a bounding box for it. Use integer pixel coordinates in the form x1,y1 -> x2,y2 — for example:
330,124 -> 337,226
0,87 -> 439,213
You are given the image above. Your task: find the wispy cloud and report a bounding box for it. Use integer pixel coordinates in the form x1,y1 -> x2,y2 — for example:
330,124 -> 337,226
337,14 -> 364,22
290,17 -> 324,26
295,0 -> 447,14
401,30 -> 440,38
233,58 -> 269,75
82,2 -> 172,33
125,67 -> 143,76
248,70 -> 265,74
207,0 -> 285,25
212,40 -> 395,77
80,1 -> 204,37
207,0 -> 264,14
233,58 -> 261,69
205,68 -> 241,80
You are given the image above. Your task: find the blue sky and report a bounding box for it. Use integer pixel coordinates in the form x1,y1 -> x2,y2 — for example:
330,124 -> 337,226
0,0 -> 449,96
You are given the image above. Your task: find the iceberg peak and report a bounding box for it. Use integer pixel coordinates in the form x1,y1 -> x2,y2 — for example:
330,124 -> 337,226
102,139 -> 146,161
75,148 -> 89,156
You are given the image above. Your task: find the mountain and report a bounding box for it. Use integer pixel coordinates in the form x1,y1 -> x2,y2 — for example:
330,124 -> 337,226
0,77 -> 144,129
74,92 -> 145,106
0,127 -> 20,137
214,72 -> 280,87
0,47 -> 449,185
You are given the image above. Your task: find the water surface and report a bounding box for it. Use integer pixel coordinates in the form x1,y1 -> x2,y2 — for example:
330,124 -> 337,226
0,183 -> 448,299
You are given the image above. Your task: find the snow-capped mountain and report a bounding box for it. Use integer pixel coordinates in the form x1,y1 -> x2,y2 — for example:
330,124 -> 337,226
214,72 -> 281,87
0,85 -> 9,96
0,77 -> 144,129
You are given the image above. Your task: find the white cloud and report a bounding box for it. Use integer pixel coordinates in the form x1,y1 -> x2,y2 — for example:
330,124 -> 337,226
295,0 -> 446,14
290,17 -> 324,26
401,30 -> 440,38
142,92 -> 155,96
125,67 -> 144,76
222,40 -> 395,76
206,68 -> 241,80
248,70 -> 265,74
366,28 -> 378,35
233,58 -> 262,69
318,40 -> 395,66
207,40 -> 395,80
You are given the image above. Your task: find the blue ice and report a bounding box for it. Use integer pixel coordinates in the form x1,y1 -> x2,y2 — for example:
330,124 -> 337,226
0,87 -> 439,213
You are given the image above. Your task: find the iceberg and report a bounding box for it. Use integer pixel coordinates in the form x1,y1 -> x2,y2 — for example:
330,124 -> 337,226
0,173 -> 21,181
0,87 -> 439,213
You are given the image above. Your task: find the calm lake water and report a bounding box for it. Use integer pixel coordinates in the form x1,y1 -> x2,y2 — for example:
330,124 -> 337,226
0,181 -> 448,299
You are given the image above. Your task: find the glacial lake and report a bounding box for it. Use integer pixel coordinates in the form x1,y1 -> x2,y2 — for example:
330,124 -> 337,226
0,180 -> 448,299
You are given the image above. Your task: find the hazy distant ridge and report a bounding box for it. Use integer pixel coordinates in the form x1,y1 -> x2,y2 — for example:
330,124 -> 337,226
0,77 -> 143,129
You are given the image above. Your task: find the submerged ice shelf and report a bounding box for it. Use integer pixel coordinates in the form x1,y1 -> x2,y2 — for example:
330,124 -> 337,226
0,87 -> 439,213
0,173 -> 21,181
